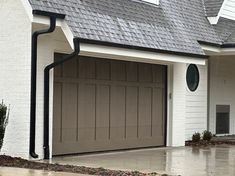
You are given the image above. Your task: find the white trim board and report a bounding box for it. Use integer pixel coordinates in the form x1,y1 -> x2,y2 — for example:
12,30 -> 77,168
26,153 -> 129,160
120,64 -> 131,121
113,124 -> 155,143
201,44 -> 235,55
80,43 -> 206,65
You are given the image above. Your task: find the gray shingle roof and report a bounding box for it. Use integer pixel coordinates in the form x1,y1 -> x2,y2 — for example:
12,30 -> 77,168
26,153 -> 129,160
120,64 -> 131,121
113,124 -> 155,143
215,17 -> 235,44
204,0 -> 224,17
226,31 -> 235,44
29,0 -> 225,55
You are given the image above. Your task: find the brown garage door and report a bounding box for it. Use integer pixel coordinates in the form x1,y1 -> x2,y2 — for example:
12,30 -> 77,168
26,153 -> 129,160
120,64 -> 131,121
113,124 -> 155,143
53,54 -> 167,155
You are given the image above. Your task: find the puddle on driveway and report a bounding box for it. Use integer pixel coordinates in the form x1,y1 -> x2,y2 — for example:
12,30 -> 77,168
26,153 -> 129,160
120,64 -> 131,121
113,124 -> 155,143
0,167 -> 89,176
50,146 -> 235,176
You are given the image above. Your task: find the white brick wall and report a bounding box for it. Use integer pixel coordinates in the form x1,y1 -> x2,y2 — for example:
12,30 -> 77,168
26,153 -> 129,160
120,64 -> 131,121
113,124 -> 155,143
0,0 -> 31,158
185,64 -> 208,140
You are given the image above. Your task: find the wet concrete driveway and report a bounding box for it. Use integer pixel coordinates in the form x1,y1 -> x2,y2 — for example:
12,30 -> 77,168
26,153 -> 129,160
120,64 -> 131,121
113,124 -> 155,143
0,167 -> 89,176
51,146 -> 235,176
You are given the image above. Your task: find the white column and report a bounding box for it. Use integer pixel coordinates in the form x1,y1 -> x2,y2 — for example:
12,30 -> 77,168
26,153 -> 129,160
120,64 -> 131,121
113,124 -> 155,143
171,63 -> 186,146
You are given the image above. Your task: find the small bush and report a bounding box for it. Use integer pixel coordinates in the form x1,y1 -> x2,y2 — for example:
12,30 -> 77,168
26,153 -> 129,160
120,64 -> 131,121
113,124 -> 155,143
202,130 -> 213,141
192,132 -> 201,143
0,101 -> 9,150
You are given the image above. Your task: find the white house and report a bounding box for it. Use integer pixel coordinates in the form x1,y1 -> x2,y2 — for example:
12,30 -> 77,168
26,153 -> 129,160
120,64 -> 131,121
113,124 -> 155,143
0,0 -> 235,159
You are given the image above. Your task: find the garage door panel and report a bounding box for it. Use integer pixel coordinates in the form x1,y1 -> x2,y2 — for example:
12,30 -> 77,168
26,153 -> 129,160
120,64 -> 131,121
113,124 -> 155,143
63,58 -> 78,78
152,88 -> 164,138
54,64 -> 62,77
53,136 -> 165,155
139,63 -> 152,82
53,83 -> 62,143
152,65 -> 164,83
126,62 -> 138,82
79,57 -> 96,79
111,61 -> 126,81
96,85 -> 110,141
110,86 -> 126,140
138,87 -> 152,138
78,84 -> 96,141
61,83 -> 77,142
53,55 -> 166,155
96,59 -> 110,80
126,87 -> 138,138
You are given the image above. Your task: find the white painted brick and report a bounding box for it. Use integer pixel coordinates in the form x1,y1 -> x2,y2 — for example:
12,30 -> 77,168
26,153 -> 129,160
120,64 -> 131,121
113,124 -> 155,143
0,0 -> 31,159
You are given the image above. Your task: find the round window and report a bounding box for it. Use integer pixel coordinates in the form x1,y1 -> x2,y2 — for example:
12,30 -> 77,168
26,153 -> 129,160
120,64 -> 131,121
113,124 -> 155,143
186,64 -> 200,92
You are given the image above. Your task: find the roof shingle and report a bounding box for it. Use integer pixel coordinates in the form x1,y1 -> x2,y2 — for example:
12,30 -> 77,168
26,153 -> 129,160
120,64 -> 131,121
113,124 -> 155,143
204,0 -> 224,17
215,17 -> 235,44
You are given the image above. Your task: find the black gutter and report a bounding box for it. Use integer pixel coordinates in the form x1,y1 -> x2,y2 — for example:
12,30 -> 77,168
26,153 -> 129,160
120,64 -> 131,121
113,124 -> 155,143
33,10 -> 66,19
30,10 -> 65,158
198,40 -> 222,48
198,40 -> 235,49
43,38 -> 80,159
78,38 -> 209,59
221,43 -> 235,48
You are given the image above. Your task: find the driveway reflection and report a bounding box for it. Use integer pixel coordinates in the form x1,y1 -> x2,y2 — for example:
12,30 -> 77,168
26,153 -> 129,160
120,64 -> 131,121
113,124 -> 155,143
51,146 -> 235,176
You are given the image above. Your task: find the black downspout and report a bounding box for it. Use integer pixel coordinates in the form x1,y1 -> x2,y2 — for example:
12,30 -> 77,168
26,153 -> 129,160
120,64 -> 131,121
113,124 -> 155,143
30,10 -> 65,158
44,38 -> 80,159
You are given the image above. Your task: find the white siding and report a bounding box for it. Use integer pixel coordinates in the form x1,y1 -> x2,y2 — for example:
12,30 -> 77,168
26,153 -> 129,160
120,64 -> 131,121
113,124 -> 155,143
170,63 -> 208,144
185,64 -> 208,140
0,0 -> 31,158
221,0 -> 235,21
208,0 -> 235,24
209,55 -> 235,135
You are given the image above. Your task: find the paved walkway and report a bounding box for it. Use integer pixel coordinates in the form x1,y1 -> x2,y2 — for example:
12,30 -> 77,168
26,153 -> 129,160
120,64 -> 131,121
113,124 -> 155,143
51,146 -> 235,176
0,167 -> 89,176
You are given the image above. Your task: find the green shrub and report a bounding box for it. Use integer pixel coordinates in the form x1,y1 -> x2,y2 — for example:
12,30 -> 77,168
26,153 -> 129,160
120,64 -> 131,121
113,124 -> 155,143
202,130 -> 213,141
0,101 -> 9,150
192,132 -> 201,143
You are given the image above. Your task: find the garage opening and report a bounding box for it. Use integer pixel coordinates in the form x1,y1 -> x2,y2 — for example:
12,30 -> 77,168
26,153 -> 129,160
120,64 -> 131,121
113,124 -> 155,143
52,54 -> 167,156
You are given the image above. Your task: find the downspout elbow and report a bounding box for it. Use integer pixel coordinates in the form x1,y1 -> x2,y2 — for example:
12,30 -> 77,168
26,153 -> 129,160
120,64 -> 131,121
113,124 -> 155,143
73,38 -> 81,54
